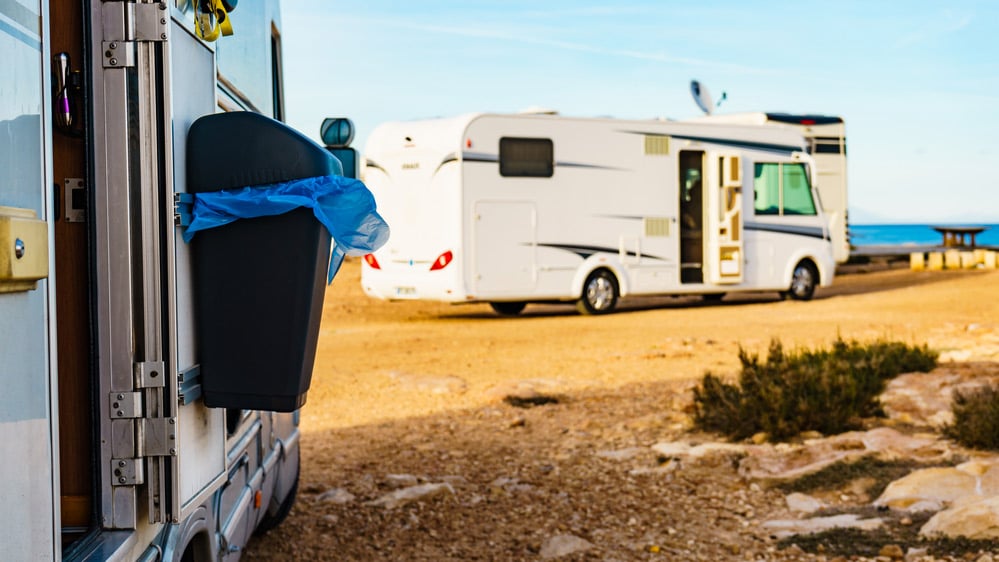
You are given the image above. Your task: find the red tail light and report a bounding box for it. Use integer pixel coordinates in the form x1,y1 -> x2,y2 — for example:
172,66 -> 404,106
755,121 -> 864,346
429,250 -> 453,271
363,253 -> 381,269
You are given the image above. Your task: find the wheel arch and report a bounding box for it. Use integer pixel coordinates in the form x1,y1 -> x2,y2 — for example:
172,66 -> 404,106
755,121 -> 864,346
570,257 -> 628,299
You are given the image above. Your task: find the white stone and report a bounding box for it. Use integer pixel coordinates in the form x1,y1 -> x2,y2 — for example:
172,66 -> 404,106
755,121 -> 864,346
385,473 -> 419,488
875,467 -> 977,510
595,447 -> 646,461
650,442 -> 691,457
785,492 -> 826,514
539,534 -> 594,559
366,482 -> 455,509
316,488 -> 355,504
762,514 -> 883,539
920,495 -> 999,540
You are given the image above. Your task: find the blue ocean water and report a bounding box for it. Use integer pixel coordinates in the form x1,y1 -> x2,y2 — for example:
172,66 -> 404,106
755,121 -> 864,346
850,224 -> 999,247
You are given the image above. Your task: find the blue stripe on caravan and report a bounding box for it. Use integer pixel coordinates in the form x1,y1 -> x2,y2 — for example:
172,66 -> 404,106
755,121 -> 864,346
745,222 -> 827,240
0,0 -> 41,51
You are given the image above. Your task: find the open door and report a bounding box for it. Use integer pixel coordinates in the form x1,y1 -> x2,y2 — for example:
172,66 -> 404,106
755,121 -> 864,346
707,153 -> 744,284
679,151 -> 704,284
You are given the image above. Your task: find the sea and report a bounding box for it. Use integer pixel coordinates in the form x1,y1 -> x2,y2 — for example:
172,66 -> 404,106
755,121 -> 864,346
850,224 -> 999,248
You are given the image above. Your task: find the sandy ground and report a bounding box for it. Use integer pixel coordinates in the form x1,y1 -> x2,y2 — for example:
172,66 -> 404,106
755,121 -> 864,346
246,260 -> 999,560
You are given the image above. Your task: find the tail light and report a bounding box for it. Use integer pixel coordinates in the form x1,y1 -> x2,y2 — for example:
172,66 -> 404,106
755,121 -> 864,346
363,253 -> 381,269
429,250 -> 453,271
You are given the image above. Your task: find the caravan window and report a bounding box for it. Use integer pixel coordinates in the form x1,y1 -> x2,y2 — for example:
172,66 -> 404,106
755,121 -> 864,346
753,163 -> 816,216
499,137 -> 554,177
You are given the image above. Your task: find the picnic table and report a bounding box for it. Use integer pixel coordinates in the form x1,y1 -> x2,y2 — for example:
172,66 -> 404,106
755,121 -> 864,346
932,225 -> 988,248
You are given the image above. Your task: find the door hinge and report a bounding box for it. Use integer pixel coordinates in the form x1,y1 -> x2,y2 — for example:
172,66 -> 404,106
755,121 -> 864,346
102,1 -> 169,68
135,360 -> 166,388
138,417 -> 179,457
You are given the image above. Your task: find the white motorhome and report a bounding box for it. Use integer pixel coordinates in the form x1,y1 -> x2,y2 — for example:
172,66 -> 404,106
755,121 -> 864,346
1,1 -> 321,560
360,112 -> 837,315
684,112 -> 849,263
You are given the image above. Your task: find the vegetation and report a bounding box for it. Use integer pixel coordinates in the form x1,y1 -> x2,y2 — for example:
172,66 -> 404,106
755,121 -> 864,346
945,384 -> 999,451
692,338 -> 938,441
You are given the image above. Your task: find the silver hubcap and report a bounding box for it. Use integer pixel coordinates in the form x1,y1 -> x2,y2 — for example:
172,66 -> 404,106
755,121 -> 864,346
791,266 -> 813,296
587,276 -> 615,310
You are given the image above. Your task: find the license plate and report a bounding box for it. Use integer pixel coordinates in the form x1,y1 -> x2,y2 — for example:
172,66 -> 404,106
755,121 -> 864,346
395,286 -> 416,296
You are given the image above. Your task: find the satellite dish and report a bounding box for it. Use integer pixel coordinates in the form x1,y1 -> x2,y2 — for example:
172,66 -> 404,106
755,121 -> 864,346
690,80 -> 713,115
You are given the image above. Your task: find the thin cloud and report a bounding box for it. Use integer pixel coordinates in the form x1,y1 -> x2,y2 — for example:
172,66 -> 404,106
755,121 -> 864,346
894,11 -> 972,48
336,15 -> 779,76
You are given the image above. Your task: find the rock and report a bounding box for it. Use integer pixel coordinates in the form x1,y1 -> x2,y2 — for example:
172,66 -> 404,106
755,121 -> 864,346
649,441 -> 745,459
919,495 -> 999,540
785,492 -> 826,514
385,474 -> 419,488
595,447 -> 646,461
905,547 -> 929,561
879,543 -> 904,558
366,482 -> 455,509
762,514 -> 884,539
539,534 -> 594,559
316,487 -> 356,504
875,467 -> 977,510
743,428 -> 954,483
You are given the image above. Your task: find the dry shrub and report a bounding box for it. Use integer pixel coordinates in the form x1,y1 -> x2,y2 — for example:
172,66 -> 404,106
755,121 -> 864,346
692,338 -> 938,442
945,385 -> 999,451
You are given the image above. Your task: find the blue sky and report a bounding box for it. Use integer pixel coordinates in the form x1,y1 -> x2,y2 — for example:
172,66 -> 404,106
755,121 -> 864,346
281,1 -> 999,224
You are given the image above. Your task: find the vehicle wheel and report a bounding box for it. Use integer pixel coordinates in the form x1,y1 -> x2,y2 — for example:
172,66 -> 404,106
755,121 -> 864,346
255,451 -> 300,534
785,261 -> 818,301
490,302 -> 526,316
576,269 -> 619,315
702,293 -> 725,302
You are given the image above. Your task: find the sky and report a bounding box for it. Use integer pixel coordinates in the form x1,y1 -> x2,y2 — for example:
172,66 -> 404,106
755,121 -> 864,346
280,1 -> 999,224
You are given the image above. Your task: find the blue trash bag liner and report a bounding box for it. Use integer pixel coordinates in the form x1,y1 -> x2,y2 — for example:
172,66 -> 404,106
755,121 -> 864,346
183,175 -> 390,283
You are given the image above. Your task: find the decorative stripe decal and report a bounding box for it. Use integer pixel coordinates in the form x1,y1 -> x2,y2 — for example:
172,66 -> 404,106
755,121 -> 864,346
537,242 -> 668,262
365,159 -> 389,175
434,152 -> 460,174
744,222 -> 828,240
461,152 -> 622,171
622,130 -> 802,155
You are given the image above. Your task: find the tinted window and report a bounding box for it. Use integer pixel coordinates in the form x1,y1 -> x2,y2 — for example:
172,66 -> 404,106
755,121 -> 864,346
753,163 -> 780,215
754,162 -> 816,216
782,163 -> 816,215
499,137 -> 553,177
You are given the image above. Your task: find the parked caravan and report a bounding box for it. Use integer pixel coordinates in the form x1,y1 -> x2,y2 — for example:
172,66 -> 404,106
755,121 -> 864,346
360,112 -> 837,315
1,1 -> 323,560
684,112 -> 849,263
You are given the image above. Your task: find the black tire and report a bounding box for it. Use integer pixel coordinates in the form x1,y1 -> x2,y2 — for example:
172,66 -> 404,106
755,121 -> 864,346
490,302 -> 527,316
576,269 -> 619,315
255,451 -> 300,534
785,261 -> 818,301
702,293 -> 725,302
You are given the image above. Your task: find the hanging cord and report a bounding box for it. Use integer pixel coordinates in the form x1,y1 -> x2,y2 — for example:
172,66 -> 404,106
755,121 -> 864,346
195,0 -> 234,42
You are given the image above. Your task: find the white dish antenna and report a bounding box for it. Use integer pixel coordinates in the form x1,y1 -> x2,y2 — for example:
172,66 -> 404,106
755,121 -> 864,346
690,80 -> 727,115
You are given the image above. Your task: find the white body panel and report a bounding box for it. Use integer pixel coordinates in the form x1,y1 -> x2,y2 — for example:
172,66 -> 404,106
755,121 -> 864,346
362,113 -> 836,311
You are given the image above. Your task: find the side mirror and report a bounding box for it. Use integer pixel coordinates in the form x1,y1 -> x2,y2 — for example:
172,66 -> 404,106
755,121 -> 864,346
320,117 -> 359,179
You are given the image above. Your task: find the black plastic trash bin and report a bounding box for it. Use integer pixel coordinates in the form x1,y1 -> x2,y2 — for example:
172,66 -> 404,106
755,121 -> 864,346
186,111 -> 343,412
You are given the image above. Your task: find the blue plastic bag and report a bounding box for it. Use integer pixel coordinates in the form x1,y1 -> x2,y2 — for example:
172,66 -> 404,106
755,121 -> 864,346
183,175 -> 390,283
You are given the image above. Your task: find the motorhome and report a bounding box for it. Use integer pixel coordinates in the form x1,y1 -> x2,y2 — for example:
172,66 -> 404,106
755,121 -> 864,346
360,112 -> 837,315
684,112 -> 849,263
1,1 -> 327,559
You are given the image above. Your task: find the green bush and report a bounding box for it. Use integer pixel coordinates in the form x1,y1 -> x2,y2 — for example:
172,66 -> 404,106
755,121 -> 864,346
692,338 -> 938,441
945,385 -> 999,451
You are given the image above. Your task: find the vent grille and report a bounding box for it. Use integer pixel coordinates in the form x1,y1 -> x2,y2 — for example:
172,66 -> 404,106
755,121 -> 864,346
644,217 -> 670,237
644,135 -> 670,155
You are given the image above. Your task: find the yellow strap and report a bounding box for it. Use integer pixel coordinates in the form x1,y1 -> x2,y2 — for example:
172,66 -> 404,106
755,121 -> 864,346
195,0 -> 234,42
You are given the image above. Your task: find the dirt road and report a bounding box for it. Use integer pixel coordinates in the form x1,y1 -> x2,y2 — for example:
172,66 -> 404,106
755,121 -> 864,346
246,261 -> 999,560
